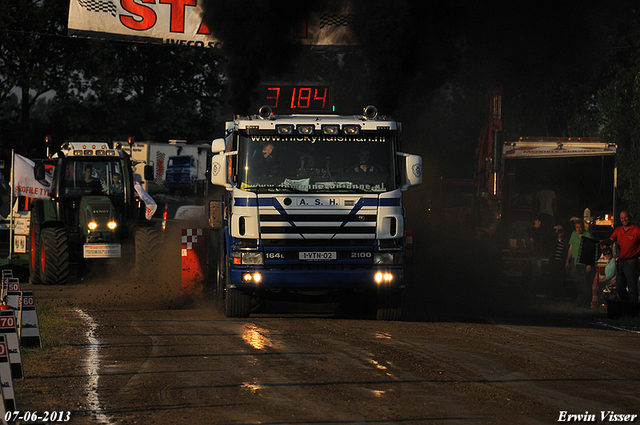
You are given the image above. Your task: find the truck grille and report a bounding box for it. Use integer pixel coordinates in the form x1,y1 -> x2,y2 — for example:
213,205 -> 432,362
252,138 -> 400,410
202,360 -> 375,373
259,212 -> 376,239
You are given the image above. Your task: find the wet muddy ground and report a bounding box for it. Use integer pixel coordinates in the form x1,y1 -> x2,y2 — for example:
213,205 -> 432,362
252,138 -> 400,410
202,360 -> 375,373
10,225 -> 640,424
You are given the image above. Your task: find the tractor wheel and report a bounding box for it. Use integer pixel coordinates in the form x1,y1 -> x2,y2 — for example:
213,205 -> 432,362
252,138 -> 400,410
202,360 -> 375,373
131,227 -> 161,283
29,220 -> 42,285
40,227 -> 69,285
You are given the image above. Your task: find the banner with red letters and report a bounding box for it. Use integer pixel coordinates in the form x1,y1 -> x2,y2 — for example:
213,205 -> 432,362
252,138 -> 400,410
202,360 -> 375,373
67,0 -> 358,47
11,153 -> 51,199
68,0 -> 221,48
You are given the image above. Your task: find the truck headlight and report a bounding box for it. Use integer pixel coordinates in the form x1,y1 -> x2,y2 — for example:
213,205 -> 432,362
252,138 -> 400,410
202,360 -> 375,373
373,252 -> 394,265
241,252 -> 264,265
243,272 -> 262,283
374,272 -> 394,283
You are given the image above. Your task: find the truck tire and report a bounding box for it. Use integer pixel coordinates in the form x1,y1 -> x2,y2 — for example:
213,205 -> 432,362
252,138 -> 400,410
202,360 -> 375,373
375,289 -> 403,321
131,227 -> 161,283
215,246 -> 226,310
40,227 -> 69,285
225,288 -> 251,318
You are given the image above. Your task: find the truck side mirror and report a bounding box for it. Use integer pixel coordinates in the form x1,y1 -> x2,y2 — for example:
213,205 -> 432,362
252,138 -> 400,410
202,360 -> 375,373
397,152 -> 422,191
211,138 -> 226,154
144,165 -> 154,181
211,153 -> 232,190
34,162 -> 46,181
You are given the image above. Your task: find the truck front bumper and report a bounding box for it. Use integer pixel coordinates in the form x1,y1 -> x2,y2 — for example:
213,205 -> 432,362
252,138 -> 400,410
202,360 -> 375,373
228,267 -> 404,291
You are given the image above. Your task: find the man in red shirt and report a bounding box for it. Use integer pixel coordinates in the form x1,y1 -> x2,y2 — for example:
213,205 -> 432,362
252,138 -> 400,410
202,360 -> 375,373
601,210 -> 640,302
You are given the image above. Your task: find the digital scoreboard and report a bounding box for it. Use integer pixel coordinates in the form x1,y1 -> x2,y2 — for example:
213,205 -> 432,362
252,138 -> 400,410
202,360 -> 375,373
255,84 -> 334,114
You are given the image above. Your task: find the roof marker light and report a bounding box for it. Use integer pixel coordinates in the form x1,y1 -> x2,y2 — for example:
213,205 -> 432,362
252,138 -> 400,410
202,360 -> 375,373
343,125 -> 361,135
322,125 -> 339,135
297,125 -> 314,135
276,124 -> 294,135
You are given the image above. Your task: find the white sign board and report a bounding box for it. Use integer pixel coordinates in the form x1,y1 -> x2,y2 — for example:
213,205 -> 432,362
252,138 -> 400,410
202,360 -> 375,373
67,0 -> 358,47
68,0 -> 222,48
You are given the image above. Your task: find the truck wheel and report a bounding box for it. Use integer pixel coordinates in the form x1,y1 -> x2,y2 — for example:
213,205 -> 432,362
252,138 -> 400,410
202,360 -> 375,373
375,288 -> 403,321
132,227 -> 161,283
215,249 -> 226,310
225,288 -> 251,318
29,222 -> 42,284
40,227 -> 69,285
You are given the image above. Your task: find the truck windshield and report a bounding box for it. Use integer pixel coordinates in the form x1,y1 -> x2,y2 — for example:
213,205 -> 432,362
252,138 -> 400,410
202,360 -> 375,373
237,133 -> 397,192
169,157 -> 191,166
63,158 -> 126,197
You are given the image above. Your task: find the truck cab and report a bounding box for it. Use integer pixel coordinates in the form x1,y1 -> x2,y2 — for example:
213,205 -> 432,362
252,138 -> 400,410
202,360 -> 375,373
209,105 -> 422,319
166,155 -> 197,193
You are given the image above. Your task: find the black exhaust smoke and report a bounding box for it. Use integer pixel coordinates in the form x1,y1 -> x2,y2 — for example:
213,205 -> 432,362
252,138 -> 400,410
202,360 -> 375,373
348,0 -> 461,113
200,0 -> 319,115
199,0 -> 462,116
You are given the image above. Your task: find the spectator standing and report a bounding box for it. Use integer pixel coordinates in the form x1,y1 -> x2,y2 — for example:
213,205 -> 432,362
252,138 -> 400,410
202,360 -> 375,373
549,226 -> 568,298
527,216 -> 546,295
534,188 -> 557,237
601,210 -> 640,302
596,247 -> 617,305
566,219 -> 594,307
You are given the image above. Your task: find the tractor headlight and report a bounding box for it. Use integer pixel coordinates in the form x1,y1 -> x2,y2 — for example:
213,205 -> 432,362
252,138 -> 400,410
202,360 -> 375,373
87,221 -> 98,231
107,221 -> 117,230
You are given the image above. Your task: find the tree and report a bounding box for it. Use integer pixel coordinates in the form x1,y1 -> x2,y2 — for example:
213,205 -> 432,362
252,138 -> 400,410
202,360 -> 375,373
47,41 -> 225,143
597,44 -> 640,216
0,0 -> 226,157
0,0 -> 69,154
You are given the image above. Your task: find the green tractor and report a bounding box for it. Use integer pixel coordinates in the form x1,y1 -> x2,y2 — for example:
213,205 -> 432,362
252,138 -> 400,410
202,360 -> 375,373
29,142 -> 160,285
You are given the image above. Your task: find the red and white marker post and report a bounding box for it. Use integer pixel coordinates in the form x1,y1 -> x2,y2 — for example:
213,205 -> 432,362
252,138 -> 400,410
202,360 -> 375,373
0,335 -> 16,412
19,291 -> 41,348
181,228 -> 208,295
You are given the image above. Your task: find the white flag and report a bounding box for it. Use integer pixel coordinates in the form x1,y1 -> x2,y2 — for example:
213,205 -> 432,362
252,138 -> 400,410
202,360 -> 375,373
11,153 -> 51,199
133,179 -> 157,220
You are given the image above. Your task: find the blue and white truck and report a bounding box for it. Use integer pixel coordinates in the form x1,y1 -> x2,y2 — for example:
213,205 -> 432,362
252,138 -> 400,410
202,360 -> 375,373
207,104 -> 422,319
166,154 -> 201,194
126,140 -> 209,194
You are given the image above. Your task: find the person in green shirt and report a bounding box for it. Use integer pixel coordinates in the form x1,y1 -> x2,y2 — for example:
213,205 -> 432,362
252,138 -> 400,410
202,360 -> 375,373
565,219 -> 594,307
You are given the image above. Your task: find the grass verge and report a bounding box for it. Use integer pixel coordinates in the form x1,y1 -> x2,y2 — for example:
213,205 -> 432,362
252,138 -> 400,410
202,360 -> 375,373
14,303 -> 85,404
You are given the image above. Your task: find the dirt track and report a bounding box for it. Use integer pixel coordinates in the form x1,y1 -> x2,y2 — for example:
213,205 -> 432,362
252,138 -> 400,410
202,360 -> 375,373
11,268 -> 640,425
8,222 -> 640,425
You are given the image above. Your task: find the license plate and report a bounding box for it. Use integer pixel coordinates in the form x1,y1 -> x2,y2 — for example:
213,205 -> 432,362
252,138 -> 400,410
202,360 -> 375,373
299,251 -> 337,261
84,244 -> 121,258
